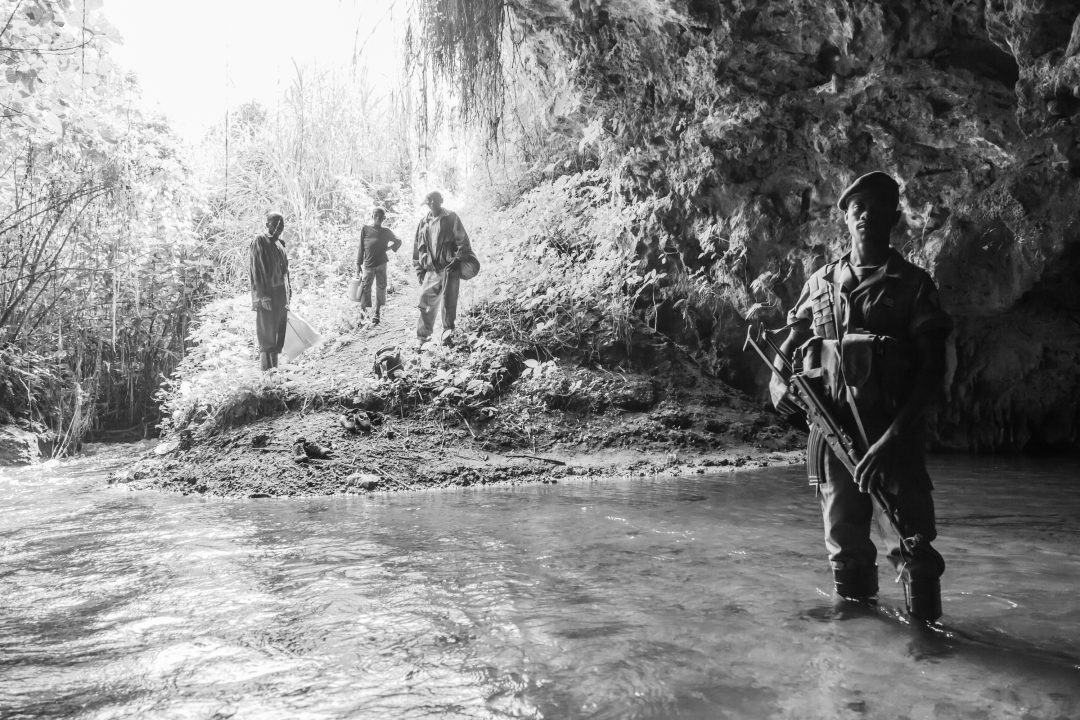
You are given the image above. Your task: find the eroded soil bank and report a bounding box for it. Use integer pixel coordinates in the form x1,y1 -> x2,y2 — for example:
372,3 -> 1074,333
116,287 -> 803,497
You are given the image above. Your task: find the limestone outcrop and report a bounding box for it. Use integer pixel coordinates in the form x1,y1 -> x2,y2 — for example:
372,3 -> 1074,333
513,0 -> 1080,451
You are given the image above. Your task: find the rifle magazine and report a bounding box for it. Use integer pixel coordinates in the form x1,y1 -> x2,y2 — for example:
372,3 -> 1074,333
807,424 -> 827,488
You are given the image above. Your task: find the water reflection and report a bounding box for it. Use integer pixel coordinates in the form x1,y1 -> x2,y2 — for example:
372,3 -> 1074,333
0,449 -> 1078,719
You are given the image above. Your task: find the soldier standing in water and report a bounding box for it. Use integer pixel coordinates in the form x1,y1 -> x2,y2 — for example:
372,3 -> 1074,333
770,172 -> 952,621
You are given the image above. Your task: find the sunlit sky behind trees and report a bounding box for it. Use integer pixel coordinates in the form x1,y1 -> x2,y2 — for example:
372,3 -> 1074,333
106,0 -> 405,140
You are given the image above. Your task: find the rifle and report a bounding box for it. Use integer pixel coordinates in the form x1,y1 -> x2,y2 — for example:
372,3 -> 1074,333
742,323 -> 922,567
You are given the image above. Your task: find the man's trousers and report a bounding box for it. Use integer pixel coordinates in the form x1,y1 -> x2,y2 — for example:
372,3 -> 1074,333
360,263 -> 388,318
416,268 -> 459,341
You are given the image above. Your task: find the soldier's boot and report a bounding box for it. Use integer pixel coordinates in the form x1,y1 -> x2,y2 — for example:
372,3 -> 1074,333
269,352 -> 279,369
891,542 -> 945,623
904,575 -> 942,623
260,352 -> 273,371
833,565 -> 879,603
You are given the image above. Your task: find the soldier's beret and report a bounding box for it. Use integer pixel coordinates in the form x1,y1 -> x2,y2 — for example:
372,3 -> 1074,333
837,171 -> 900,211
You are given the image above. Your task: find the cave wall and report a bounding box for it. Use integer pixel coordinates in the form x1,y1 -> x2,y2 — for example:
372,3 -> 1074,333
720,0 -> 1080,452
542,0 -> 1080,451
660,0 -> 1075,451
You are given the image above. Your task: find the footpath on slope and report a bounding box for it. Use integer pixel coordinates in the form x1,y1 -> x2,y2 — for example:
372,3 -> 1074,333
117,277 -> 803,497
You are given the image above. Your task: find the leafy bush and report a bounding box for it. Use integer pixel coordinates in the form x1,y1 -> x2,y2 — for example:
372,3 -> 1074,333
460,170 -> 709,367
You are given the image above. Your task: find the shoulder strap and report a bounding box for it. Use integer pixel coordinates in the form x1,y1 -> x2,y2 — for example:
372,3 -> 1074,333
831,262 -> 845,342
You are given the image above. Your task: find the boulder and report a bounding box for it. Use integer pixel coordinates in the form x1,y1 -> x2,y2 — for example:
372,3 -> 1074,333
346,472 -> 381,491
0,425 -> 40,466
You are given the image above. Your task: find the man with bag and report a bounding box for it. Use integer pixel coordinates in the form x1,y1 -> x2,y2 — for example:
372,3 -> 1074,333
412,191 -> 478,349
768,171 -> 952,620
356,207 -> 402,326
249,211 -> 291,371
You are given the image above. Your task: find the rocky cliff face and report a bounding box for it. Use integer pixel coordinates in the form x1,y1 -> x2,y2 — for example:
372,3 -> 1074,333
507,0 -> 1080,451
714,0 -> 1080,452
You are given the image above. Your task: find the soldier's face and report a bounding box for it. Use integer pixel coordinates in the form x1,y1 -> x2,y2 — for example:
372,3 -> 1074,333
844,193 -> 896,245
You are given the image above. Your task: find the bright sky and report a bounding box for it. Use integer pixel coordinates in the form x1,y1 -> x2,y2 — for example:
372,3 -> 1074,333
104,0 -> 405,140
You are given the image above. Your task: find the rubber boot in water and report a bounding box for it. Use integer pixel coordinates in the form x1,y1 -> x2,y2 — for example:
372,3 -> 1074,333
833,565 -> 878,602
904,576 -> 942,623
260,351 -> 272,371
892,542 -> 945,623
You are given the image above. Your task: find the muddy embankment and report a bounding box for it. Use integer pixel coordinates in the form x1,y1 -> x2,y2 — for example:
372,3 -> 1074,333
114,290 -> 803,498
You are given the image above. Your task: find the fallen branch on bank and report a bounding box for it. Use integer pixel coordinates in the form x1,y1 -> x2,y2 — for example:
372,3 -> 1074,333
505,453 -> 566,466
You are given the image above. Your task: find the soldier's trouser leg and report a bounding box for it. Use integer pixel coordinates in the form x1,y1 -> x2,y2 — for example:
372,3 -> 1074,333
821,448 -> 943,614
881,470 -> 942,621
820,449 -> 878,599
416,270 -> 445,341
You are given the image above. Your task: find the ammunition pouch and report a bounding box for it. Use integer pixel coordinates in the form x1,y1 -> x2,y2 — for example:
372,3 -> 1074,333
800,332 -> 912,443
796,336 -> 846,409
839,333 -> 909,415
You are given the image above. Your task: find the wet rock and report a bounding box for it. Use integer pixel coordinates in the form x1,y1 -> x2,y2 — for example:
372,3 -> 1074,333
109,469 -> 135,484
346,472 -> 381,491
0,425 -> 39,466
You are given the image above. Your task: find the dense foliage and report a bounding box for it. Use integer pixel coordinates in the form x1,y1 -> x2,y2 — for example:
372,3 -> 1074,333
412,0 -> 760,377
1,0 -> 202,450
0,1 -> 415,451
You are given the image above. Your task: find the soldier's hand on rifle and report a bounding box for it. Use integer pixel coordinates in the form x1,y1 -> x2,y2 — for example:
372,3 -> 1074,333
854,429 -> 899,494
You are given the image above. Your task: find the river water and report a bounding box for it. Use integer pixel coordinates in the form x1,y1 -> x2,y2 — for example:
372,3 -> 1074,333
1,445 -> 1078,720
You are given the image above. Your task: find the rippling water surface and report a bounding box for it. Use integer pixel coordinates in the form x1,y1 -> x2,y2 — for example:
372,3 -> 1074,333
1,445 -> 1079,719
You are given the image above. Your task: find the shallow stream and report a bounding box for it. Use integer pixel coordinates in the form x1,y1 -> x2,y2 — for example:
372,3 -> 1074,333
2,445 -> 1078,719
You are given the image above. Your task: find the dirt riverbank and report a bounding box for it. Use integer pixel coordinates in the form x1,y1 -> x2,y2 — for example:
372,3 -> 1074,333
115,284 -> 804,497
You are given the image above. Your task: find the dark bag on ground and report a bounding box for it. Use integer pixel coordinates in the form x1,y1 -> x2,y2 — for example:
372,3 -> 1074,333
373,345 -> 403,379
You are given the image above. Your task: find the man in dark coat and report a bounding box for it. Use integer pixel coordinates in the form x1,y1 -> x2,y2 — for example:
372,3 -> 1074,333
356,207 -> 401,325
413,191 -> 472,349
770,171 -> 952,621
249,211 -> 291,371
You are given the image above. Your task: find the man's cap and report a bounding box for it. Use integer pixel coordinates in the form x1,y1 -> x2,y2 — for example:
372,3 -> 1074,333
836,171 -> 900,211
